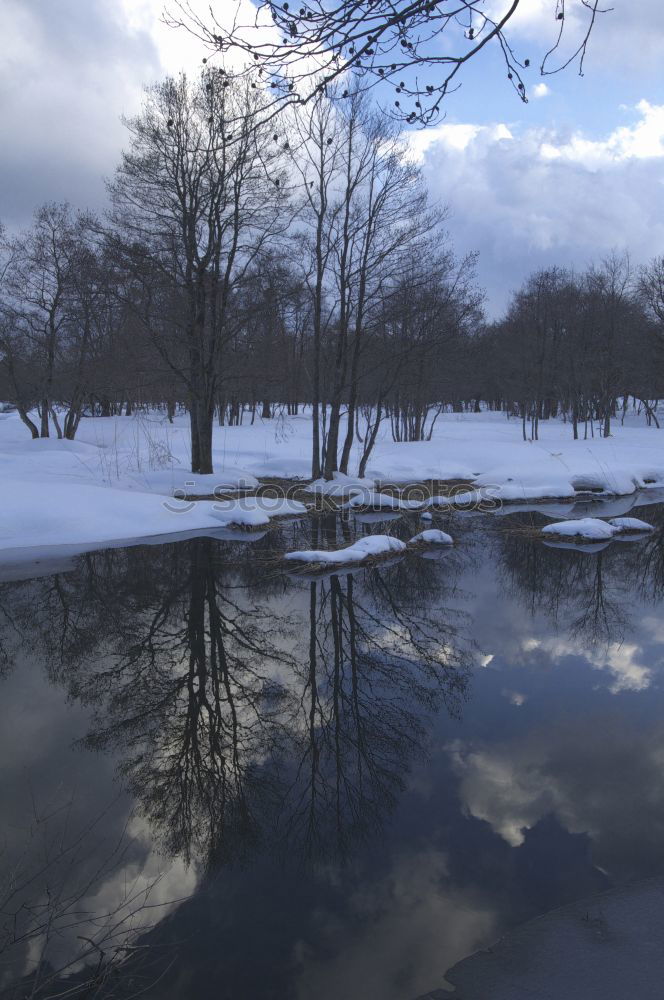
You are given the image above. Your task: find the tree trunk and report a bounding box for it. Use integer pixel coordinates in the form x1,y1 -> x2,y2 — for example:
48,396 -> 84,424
323,399 -> 343,480
358,401 -> 383,479
191,397 -> 214,474
339,389 -> 356,476
39,399 -> 50,438
17,408 -> 39,439
603,410 -> 611,438
49,407 -> 63,439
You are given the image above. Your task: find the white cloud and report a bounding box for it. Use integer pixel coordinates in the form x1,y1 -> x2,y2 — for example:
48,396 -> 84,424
450,744 -> 548,846
0,0 -> 299,229
407,122 -> 512,162
540,100 -> 664,167
419,100 -> 664,313
532,82 -> 550,99
2,3 -> 663,323
116,0 -> 208,75
486,0 -> 664,73
502,689 -> 527,706
450,714 -> 664,881
117,0 -> 276,77
295,848 -> 495,1000
521,635 -> 653,694
0,0 -> 162,224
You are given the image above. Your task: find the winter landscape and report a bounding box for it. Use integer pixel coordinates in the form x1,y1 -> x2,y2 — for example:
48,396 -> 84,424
2,406 -> 664,565
2,1 -> 664,998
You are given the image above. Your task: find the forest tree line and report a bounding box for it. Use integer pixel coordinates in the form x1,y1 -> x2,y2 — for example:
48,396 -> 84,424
1,72 -> 664,478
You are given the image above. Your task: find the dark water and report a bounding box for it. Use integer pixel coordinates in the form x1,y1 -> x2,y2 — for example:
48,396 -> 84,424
2,507 -> 664,1000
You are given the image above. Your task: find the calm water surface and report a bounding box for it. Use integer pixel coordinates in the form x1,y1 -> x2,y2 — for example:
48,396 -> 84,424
2,507 -> 664,999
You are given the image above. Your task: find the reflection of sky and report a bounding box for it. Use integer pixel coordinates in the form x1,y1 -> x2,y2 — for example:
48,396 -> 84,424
2,515 -> 664,998
0,649 -> 197,987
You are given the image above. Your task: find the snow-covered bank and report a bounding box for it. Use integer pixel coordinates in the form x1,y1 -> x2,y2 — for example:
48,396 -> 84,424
1,407 -> 664,556
0,478 -> 307,555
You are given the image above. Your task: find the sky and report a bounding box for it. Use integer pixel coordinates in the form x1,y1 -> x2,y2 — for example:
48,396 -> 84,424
0,0 -> 663,315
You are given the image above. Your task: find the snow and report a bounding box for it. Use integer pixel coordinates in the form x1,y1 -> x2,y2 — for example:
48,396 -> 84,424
444,878 -> 664,1000
541,518 -> 618,540
542,515 -> 656,541
213,496 -> 307,520
432,477 -> 644,509
608,517 -> 655,533
284,534 -> 407,565
283,528 -> 453,567
408,529 -> 454,545
428,491 -> 476,508
0,478 -> 305,556
354,511 -> 402,524
128,468 -> 259,495
303,472 -> 375,497
1,407 -> 664,556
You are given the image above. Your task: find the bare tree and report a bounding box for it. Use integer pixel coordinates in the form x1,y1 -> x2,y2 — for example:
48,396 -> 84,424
168,0 -> 607,126
586,251 -> 634,438
0,204 -> 90,439
108,72 -> 289,474
639,255 -> 664,328
289,86 -> 343,477
290,87 -> 446,478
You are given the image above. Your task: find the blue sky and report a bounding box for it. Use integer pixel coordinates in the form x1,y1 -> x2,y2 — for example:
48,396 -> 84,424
1,0 -> 662,315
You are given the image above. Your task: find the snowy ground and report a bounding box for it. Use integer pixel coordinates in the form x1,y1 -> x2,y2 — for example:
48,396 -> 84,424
1,406 -> 663,559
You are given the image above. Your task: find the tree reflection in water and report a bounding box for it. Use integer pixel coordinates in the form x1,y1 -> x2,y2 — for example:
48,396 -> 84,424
1,536 -> 473,872
495,526 -> 638,646
5,513 -> 663,997
0,534 -> 474,995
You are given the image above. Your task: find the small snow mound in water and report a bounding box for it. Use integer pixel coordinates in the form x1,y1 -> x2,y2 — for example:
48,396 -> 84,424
284,534 -> 407,564
542,516 -> 655,541
409,529 -> 453,546
542,518 -> 616,540
609,517 -> 654,533
420,511 -> 433,521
